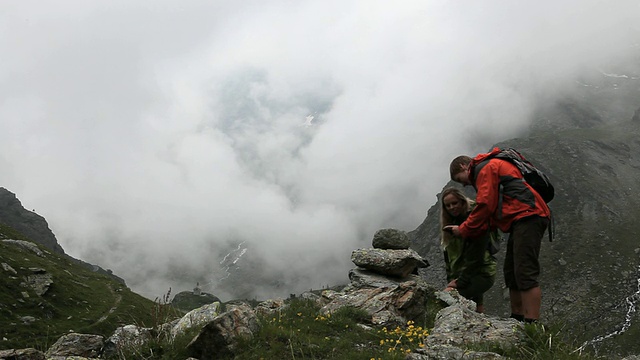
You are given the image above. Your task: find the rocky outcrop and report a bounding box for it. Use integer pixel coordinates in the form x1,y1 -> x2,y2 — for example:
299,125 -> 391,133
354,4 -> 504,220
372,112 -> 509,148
352,228 -> 429,278
2,240 -> 46,257
186,303 -> 260,360
321,268 -> 434,324
0,348 -> 45,360
170,302 -> 221,338
318,239 -> 520,357
0,189 -> 125,285
407,345 -> 507,360
20,268 -> 53,296
319,229 -> 434,325
44,333 -> 104,358
254,298 -> 287,317
1,262 -> 17,275
0,232 -> 530,360
0,188 -> 64,254
1,251 -> 55,298
5,261 -> 631,359
102,325 -> 153,358
427,291 -> 524,348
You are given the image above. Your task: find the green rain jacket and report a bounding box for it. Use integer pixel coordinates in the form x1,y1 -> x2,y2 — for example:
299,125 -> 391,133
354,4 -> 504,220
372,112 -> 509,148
444,211 -> 497,289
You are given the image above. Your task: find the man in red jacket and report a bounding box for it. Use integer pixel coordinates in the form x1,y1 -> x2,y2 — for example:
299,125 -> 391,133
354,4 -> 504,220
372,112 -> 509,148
443,147 -> 550,323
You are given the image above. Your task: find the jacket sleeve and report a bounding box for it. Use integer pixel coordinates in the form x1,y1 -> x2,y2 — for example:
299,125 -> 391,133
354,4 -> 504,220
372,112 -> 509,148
459,161 -> 499,238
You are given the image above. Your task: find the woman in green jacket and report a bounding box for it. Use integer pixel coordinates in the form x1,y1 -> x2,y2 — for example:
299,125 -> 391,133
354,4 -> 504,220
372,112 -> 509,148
440,188 -> 497,313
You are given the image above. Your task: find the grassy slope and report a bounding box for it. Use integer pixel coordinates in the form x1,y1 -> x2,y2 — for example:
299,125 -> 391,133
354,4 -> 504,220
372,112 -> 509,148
116,296 -> 601,360
0,223 -> 162,351
0,221 -> 604,359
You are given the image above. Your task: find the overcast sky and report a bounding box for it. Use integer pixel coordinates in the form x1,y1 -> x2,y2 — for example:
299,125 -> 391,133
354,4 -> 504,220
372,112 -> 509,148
1,1 -> 638,300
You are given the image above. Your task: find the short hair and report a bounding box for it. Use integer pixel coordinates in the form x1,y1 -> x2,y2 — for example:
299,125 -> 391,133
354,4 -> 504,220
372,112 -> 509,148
449,155 -> 472,180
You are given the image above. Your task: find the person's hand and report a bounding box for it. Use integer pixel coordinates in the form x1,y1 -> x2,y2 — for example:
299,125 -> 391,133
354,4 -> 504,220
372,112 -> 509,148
442,225 -> 460,236
444,279 -> 457,292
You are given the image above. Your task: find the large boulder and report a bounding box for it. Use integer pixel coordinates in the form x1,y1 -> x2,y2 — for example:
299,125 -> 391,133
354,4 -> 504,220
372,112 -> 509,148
426,291 -> 525,349
20,268 -> 53,296
171,302 -> 221,338
254,298 -> 287,317
186,303 -> 260,359
102,325 -> 153,358
351,248 -> 428,277
321,271 -> 436,326
372,228 -> 410,250
407,344 -> 507,360
44,333 -> 103,358
405,291 -> 524,359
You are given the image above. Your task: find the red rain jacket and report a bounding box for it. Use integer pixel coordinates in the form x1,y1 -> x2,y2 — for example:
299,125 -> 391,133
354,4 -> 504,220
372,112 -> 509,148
458,147 -> 551,238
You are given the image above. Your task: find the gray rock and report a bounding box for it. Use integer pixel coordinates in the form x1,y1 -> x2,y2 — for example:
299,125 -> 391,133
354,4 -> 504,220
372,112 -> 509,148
351,248 -> 427,277
254,298 -> 287,317
20,316 -> 36,325
2,240 -> 44,257
348,267 -> 422,289
45,333 -> 104,358
20,273 -> 53,296
298,291 -> 322,305
426,302 -> 525,349
434,289 -> 477,311
321,278 -> 433,326
0,348 -> 45,360
1,262 -> 17,275
171,302 -> 221,338
102,325 -> 153,358
408,344 -> 507,359
372,228 -> 410,249
186,303 -> 259,359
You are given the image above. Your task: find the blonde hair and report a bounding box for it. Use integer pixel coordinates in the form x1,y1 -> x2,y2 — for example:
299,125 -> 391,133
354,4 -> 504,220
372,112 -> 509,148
440,187 -> 473,248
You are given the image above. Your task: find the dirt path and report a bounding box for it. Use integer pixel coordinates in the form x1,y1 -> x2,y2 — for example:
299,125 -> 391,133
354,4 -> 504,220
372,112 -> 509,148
92,283 -> 122,325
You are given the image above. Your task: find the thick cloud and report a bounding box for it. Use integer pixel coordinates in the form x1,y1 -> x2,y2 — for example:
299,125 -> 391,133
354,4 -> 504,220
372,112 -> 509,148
1,0 -> 638,299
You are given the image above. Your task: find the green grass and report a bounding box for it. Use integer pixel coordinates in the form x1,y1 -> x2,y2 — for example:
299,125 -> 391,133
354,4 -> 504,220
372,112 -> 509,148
0,223 -> 168,351
171,291 -> 220,312
0,222 -> 611,358
233,298 -> 432,360
102,327 -> 200,360
466,322 -> 604,360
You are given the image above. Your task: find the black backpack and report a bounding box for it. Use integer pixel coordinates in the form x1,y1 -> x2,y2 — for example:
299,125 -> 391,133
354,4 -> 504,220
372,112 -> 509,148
490,148 -> 555,203
472,148 -> 556,242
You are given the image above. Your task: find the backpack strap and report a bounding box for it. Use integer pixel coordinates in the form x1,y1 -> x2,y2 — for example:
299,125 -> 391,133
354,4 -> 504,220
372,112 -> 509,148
548,207 -> 554,242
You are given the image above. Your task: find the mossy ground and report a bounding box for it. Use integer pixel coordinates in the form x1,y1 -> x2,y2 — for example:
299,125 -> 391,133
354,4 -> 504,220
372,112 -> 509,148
0,222 -> 609,359
0,223 -> 168,351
